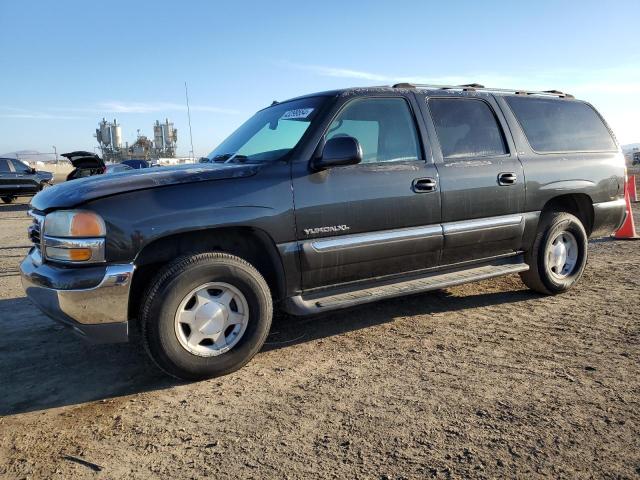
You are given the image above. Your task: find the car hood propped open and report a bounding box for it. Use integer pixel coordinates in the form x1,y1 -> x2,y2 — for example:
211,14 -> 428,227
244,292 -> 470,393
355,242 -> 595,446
61,151 -> 106,169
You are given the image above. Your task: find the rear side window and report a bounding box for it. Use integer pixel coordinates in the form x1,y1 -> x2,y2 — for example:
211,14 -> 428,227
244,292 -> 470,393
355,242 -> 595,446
10,159 -> 31,173
429,98 -> 508,159
505,97 -> 616,153
0,159 -> 11,172
327,97 -> 420,163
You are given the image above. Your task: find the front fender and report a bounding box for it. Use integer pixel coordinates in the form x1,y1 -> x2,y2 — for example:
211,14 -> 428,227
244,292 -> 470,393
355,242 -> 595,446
84,169 -> 295,264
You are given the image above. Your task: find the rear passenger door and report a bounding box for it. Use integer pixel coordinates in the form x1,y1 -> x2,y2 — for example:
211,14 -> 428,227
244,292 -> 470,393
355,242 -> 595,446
419,94 -> 525,264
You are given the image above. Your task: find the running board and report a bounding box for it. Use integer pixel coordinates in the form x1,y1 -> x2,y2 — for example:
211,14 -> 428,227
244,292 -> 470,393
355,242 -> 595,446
284,262 -> 529,316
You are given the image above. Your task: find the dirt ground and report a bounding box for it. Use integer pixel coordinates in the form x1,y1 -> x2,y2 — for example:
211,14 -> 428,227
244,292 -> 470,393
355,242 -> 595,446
0,200 -> 638,479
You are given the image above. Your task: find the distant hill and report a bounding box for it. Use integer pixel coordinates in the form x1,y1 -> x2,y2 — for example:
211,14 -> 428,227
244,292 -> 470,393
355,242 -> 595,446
0,150 -> 58,162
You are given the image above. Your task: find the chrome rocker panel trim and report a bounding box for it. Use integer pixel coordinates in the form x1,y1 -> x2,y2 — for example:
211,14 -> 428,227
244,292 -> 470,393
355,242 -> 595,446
442,214 -> 524,234
308,214 -> 525,253
311,225 -> 442,251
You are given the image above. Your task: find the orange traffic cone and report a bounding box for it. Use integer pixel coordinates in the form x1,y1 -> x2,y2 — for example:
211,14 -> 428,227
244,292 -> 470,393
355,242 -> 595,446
614,178 -> 640,239
629,175 -> 638,202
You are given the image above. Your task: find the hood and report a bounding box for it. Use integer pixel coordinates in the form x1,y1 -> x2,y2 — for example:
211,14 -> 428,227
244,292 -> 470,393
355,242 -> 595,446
31,162 -> 260,211
62,151 -> 105,169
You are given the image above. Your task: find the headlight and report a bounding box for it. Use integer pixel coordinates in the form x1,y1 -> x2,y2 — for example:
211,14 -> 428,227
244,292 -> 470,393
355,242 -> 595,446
44,210 -> 106,237
43,210 -> 106,263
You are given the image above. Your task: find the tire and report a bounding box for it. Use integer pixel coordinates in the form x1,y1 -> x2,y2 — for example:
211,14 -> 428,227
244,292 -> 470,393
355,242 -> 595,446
1,196 -> 15,204
140,252 -> 273,380
520,211 -> 588,295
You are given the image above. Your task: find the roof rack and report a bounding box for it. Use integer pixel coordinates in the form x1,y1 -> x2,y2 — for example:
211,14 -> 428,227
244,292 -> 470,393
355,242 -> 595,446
391,83 -> 574,99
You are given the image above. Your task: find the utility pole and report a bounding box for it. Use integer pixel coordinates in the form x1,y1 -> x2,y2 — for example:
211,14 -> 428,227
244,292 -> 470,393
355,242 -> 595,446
52,145 -> 58,163
185,81 -> 195,161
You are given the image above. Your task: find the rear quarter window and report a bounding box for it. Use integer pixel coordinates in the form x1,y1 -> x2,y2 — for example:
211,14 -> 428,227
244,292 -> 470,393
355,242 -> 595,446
505,97 -> 616,153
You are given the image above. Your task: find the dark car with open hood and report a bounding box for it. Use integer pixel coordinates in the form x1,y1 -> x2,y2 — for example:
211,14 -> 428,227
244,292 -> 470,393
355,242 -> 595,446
0,157 -> 53,204
20,83 -> 627,380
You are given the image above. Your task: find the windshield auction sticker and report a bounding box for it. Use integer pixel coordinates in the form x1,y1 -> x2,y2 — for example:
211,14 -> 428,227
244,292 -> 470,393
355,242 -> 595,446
281,108 -> 314,120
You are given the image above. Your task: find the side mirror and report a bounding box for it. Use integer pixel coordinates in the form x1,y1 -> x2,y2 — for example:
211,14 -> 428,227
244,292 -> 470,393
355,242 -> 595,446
30,167 -> 37,174
313,136 -> 362,170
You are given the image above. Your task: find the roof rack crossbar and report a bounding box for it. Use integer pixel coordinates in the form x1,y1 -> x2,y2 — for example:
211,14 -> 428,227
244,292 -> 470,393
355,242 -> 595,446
391,83 -> 573,98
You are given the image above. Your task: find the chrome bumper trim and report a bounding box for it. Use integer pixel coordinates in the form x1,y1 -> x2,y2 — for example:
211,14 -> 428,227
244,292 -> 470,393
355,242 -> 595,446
593,197 -> 626,211
43,235 -> 106,263
593,198 -> 627,235
21,257 -> 134,337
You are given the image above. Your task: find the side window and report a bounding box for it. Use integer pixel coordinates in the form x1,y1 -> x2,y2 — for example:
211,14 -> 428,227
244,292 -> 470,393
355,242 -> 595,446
0,159 -> 11,173
429,98 -> 508,159
327,98 -> 420,164
505,96 -> 616,153
10,159 -> 30,173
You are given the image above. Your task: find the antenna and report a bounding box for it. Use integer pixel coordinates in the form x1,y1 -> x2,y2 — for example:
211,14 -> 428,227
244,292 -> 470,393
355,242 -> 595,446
185,81 -> 195,161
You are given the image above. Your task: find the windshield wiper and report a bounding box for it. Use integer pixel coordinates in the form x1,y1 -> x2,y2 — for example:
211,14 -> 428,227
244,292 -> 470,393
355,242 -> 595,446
210,153 -> 250,163
225,154 -> 249,163
211,153 -> 232,162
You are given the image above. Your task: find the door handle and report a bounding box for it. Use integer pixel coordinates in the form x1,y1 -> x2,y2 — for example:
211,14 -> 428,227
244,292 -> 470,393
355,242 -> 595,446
498,172 -> 517,186
412,177 -> 437,193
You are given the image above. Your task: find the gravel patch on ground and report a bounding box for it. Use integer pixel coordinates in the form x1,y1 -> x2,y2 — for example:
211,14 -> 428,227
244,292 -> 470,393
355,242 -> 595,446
1,200 -> 638,479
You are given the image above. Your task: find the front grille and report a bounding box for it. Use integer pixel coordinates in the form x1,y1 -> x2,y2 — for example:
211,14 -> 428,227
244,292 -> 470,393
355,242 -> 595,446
27,210 -> 44,250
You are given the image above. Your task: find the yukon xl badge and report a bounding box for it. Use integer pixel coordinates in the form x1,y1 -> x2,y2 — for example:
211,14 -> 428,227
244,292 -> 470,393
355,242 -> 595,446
304,225 -> 350,235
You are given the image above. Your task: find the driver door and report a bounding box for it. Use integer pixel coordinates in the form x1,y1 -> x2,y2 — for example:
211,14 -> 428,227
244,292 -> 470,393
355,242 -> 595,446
0,159 -> 17,195
9,159 -> 39,194
292,94 -> 442,290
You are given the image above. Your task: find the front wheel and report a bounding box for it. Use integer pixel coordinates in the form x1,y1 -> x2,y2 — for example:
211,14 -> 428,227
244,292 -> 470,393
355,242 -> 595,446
140,252 -> 273,380
520,211 -> 588,295
1,196 -> 15,204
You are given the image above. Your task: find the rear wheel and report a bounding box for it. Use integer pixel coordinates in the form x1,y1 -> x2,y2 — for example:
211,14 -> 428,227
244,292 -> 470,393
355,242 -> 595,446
140,252 -> 272,380
1,196 -> 15,204
520,211 -> 588,294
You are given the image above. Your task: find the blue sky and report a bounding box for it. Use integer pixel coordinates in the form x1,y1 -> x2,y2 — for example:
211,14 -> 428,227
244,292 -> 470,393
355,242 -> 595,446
1,0 -> 639,157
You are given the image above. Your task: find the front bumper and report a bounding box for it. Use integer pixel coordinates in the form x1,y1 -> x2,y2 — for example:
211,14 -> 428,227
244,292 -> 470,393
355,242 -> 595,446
20,249 -> 134,343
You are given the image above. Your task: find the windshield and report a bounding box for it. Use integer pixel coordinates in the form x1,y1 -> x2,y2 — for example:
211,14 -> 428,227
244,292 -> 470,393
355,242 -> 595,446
207,97 -> 325,163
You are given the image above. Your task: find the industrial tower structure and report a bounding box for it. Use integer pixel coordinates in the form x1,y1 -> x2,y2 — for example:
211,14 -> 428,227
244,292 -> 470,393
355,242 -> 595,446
94,118 -> 178,161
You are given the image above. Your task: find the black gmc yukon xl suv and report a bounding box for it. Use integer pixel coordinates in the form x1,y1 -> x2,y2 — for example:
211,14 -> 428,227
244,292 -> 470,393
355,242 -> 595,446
21,84 -> 627,379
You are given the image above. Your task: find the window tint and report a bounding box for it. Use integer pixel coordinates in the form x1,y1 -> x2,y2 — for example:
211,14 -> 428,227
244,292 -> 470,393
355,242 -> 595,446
237,120 -> 310,158
429,98 -> 508,159
327,98 -> 420,163
10,159 -> 31,173
208,97 -> 324,163
0,159 -> 10,172
506,97 -> 616,153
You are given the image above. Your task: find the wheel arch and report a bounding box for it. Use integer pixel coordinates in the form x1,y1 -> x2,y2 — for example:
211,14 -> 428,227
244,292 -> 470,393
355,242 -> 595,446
541,193 -> 594,236
128,226 -> 287,322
